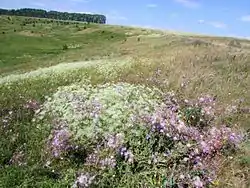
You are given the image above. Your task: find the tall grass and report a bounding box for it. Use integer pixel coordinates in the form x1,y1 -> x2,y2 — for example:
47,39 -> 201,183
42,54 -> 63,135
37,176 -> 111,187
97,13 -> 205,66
0,15 -> 250,187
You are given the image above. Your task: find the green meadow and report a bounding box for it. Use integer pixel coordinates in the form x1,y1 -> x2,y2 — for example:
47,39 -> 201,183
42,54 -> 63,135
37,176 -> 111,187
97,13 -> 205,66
0,15 -> 249,187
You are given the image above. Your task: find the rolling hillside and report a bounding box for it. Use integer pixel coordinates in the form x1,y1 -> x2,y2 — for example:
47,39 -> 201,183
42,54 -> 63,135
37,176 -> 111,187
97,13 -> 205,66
0,15 -> 249,188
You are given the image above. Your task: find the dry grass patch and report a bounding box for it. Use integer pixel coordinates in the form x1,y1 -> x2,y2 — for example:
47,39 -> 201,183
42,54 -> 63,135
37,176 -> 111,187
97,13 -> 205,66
18,30 -> 42,37
75,28 -> 99,34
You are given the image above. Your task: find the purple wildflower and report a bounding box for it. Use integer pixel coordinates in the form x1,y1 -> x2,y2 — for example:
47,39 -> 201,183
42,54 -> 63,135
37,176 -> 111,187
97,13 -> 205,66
49,128 -> 71,158
91,99 -> 102,116
119,147 -> 134,163
229,132 -> 243,145
198,95 -> 216,105
85,153 -> 99,166
193,176 -> 204,188
105,133 -> 124,149
200,141 -> 210,154
99,156 -> 116,168
119,147 -> 128,156
152,122 -> 166,133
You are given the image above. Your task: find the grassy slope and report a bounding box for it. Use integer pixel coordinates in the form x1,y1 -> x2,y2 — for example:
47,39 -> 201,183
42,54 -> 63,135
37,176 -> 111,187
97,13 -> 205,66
0,16 -> 127,75
0,15 -> 249,187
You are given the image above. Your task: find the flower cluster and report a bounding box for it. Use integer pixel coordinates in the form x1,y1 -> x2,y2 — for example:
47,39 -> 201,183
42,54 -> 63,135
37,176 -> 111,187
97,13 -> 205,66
119,147 -> 134,164
140,95 -> 244,187
38,82 -> 162,142
73,173 -> 96,188
37,82 -> 245,187
84,133 -> 127,169
48,128 -> 71,158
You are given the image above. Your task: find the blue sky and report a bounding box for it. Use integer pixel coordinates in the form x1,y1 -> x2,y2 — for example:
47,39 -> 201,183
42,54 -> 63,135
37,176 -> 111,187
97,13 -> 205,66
1,0 -> 250,38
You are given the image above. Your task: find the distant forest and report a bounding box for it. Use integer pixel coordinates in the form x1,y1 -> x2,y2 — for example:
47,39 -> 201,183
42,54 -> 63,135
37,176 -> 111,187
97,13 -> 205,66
0,8 -> 106,24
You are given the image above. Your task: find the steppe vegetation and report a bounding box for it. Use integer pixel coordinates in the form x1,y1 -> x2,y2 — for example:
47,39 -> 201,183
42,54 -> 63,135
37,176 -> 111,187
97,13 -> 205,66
0,14 -> 249,187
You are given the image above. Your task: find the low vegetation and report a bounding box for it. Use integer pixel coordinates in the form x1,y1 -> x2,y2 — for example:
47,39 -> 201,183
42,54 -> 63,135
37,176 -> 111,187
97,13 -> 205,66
0,15 -> 249,187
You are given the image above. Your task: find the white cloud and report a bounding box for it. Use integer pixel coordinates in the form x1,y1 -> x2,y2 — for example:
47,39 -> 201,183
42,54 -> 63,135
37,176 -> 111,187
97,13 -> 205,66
0,7 -> 12,9
174,0 -> 200,8
241,15 -> 250,22
146,4 -> 158,8
198,19 -> 205,24
197,19 -> 227,29
208,21 -> 227,28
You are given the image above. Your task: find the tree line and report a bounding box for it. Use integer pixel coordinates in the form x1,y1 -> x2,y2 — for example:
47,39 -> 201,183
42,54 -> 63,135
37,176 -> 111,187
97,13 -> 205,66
0,8 -> 106,24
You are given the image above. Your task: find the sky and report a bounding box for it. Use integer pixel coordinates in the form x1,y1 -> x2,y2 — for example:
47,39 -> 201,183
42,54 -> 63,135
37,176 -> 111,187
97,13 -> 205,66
1,0 -> 250,38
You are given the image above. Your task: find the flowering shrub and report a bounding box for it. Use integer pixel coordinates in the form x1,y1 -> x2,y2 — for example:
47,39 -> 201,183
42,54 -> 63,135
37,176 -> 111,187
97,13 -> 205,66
38,81 -> 162,138
35,82 -> 245,187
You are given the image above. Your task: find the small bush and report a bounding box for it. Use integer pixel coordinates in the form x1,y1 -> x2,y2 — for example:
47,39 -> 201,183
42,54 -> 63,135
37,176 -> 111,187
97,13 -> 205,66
228,39 -> 241,48
110,35 -> 114,39
137,37 -> 141,42
2,31 -> 5,34
31,31 -> 34,33
185,39 -> 210,46
83,25 -> 87,29
13,29 -> 16,32
62,44 -> 68,50
239,156 -> 250,166
33,24 -> 36,27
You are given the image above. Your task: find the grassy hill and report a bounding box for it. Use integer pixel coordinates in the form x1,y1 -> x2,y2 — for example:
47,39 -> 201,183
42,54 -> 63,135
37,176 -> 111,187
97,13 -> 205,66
0,15 -> 249,187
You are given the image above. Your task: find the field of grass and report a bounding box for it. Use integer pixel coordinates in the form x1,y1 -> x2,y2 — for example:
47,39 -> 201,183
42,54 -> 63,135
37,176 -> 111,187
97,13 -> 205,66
0,15 -> 250,188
